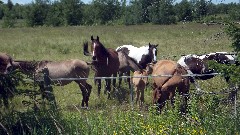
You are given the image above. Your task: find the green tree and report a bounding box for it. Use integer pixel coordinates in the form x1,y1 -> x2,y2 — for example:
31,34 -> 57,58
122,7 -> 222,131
24,0 -> 50,26
61,0 -> 83,26
45,1 -> 64,26
194,0 -> 207,20
124,0 -> 143,25
175,0 -> 193,22
2,0 -> 16,28
148,0 -> 176,24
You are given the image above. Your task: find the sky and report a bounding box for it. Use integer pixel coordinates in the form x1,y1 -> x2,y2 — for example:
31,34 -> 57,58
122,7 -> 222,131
1,0 -> 240,5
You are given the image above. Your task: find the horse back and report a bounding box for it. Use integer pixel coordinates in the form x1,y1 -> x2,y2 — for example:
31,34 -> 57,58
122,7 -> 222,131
152,60 -> 178,87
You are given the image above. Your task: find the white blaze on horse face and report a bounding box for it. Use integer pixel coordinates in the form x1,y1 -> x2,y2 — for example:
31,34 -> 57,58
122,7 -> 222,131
153,48 -> 157,61
92,42 -> 96,57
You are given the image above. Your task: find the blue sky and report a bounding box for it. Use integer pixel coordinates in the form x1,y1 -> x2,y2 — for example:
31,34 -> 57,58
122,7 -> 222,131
2,0 -> 239,5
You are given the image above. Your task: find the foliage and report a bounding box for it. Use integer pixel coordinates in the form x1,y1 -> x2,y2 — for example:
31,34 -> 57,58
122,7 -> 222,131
0,71 -> 23,108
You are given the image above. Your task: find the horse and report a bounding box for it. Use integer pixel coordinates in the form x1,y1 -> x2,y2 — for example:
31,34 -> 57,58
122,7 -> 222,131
177,52 -> 237,90
132,70 -> 148,107
117,51 -> 141,89
116,43 -> 158,69
0,52 -> 13,74
10,59 -> 92,108
146,60 -> 190,114
83,36 -> 120,99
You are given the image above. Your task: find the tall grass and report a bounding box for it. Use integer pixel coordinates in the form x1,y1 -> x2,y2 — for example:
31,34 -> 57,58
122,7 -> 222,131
1,23 -> 239,134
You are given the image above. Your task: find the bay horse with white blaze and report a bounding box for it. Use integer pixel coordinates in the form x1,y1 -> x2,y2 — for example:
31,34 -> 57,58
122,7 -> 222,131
177,52 -> 237,90
10,59 -> 92,108
84,36 -> 120,99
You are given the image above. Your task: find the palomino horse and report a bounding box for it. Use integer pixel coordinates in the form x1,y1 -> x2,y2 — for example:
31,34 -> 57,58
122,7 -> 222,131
146,60 -> 190,113
117,51 -> 141,89
84,36 -> 120,99
0,52 -> 13,74
177,52 -> 237,90
11,59 -> 92,108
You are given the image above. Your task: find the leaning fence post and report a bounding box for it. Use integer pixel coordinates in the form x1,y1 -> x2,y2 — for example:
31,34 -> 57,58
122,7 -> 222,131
43,68 -> 57,109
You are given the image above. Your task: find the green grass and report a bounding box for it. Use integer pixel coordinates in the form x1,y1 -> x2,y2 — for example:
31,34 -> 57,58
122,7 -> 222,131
1,23 -> 239,134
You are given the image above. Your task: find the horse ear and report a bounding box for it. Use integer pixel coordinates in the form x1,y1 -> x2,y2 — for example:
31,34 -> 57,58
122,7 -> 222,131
149,43 -> 151,46
91,35 -> 94,41
97,36 -> 99,41
156,44 -> 159,47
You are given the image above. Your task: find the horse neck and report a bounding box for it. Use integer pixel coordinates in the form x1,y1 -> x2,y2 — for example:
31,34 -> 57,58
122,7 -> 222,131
13,61 -> 36,72
95,44 -> 109,60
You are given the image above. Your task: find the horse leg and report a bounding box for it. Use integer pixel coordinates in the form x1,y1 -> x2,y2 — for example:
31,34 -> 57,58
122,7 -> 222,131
118,72 -> 123,88
135,87 -> 140,106
113,73 -> 117,89
140,88 -> 144,107
105,79 -> 111,99
96,79 -> 101,97
127,71 -> 131,89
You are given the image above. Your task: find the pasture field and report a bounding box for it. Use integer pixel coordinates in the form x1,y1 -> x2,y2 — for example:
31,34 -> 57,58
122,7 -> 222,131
1,23 -> 240,134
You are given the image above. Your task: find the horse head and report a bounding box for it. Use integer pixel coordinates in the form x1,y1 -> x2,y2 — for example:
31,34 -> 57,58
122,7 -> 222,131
0,53 -> 14,74
90,36 -> 109,63
148,43 -> 158,63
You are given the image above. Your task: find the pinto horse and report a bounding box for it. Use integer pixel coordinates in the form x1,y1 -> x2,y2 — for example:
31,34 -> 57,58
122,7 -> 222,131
10,59 -> 92,108
116,43 -> 158,69
177,52 -> 237,90
146,60 -> 190,113
84,36 -> 120,99
116,43 -> 158,88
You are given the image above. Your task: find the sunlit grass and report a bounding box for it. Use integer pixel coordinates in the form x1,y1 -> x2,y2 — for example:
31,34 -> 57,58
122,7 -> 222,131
1,23 -> 239,134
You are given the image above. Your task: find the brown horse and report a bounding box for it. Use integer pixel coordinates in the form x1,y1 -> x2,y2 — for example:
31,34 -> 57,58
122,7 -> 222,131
146,60 -> 190,114
0,52 -> 13,74
84,36 -> 120,99
11,59 -> 92,108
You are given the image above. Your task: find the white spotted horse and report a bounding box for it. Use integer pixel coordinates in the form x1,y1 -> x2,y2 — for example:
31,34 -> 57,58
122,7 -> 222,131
115,43 -> 158,88
177,52 -> 237,91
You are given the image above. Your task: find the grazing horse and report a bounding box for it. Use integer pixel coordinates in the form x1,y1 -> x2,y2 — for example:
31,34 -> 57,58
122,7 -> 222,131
116,43 -> 158,69
146,60 -> 190,114
0,53 -> 13,74
83,36 -> 120,99
118,51 -> 141,89
177,52 -> 237,90
11,59 -> 92,108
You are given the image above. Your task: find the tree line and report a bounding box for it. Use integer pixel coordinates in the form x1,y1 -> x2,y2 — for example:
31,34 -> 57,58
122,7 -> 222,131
0,0 -> 239,27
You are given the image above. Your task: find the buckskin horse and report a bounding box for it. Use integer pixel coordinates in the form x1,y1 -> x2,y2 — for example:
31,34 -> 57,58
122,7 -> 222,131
84,36 -> 120,99
146,60 -> 190,114
117,51 -> 141,89
10,59 -> 92,108
177,52 -> 238,91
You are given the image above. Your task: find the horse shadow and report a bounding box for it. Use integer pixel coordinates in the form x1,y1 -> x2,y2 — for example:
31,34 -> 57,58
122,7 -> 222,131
112,86 -> 131,104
